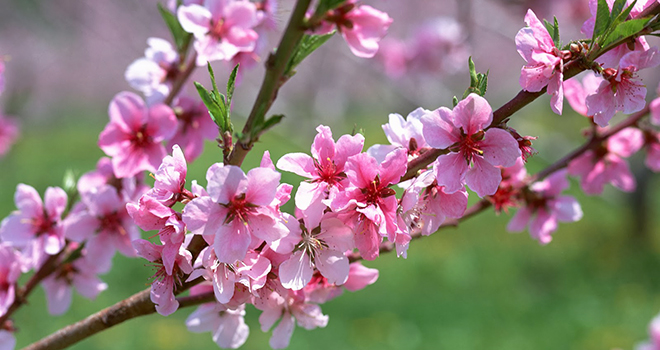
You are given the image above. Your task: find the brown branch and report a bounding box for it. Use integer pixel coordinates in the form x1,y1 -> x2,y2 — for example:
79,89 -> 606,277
530,106 -> 649,183
163,52 -> 198,106
22,289 -> 215,350
226,0 -> 313,167
0,244 -> 71,327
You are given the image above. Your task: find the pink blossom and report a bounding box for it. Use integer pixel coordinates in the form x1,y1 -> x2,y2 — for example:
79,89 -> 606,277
0,115 -> 18,157
254,284 -> 328,349
188,247 -> 270,304
41,254 -> 108,315
186,302 -> 249,349
178,0 -> 260,65
515,9 -> 565,114
401,170 -> 468,237
568,127 -> 644,194
318,1 -> 392,58
277,125 -> 364,215
0,184 -> 67,259
278,215 -> 353,290
507,170 -> 583,244
421,93 -> 521,197
77,157 -> 148,203
182,163 -> 288,264
329,149 -> 408,260
367,108 -> 429,163
65,184 -> 140,273
168,97 -> 218,162
0,244 -> 22,317
489,157 -> 527,213
563,71 -> 602,117
377,38 -> 408,78
98,92 -> 178,178
125,38 -> 179,104
339,4 -> 392,58
127,196 -> 187,275
133,239 -> 193,316
148,144 -> 191,207
377,17 -> 469,78
586,47 -> 660,127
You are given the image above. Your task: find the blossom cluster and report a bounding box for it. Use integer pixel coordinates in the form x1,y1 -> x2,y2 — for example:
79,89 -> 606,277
2,0 -> 660,349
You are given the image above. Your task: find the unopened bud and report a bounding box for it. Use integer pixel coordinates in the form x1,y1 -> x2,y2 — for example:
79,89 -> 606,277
569,43 -> 582,54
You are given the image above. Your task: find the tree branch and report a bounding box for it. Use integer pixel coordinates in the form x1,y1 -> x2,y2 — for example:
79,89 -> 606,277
226,0 -> 313,167
21,290 -> 215,350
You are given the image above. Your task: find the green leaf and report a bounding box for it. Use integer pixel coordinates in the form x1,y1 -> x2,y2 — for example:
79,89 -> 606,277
194,81 -> 228,132
226,64 -> 239,109
157,3 -> 192,53
592,0 -> 611,42
477,71 -> 489,96
543,17 -> 561,47
285,33 -> 335,77
610,0 -> 628,20
452,96 -> 459,107
468,57 -> 478,87
317,0 -> 346,13
601,17 -> 650,49
462,57 -> 488,98
252,114 -> 285,138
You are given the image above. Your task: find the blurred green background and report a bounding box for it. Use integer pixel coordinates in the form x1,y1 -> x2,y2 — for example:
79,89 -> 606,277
1,102 -> 660,350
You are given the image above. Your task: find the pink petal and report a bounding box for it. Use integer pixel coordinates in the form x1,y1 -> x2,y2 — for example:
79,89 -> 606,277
343,262 -> 379,291
506,206 -> 532,232
453,94 -> 493,135
529,208 -> 556,244
214,220 -> 252,264
44,187 -> 67,221
279,251 -> 314,291
276,153 -> 316,178
315,249 -> 349,286
42,278 -> 72,315
421,107 -> 459,149
433,153 -> 468,194
480,128 -> 521,167
206,163 -> 247,204
270,313 -> 295,349
213,265 -> 236,304
178,4 -> 212,37
246,167 -> 281,206
551,196 -> 583,223
465,156 -> 502,197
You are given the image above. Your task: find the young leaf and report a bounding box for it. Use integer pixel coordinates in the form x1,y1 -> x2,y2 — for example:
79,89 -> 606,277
601,18 -> 650,50
194,82 -> 228,132
610,0 -> 628,20
157,3 -> 191,53
317,0 -> 347,13
226,64 -> 239,109
284,33 -> 335,77
468,57 -> 478,87
592,0 -> 612,42
252,114 -> 285,138
543,17 -> 560,47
